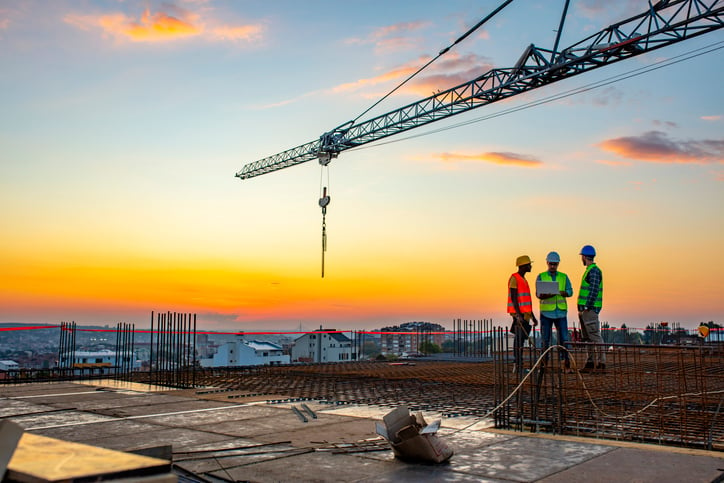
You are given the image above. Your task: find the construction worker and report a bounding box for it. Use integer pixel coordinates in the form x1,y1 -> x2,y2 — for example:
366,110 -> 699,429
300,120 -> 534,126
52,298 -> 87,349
508,255 -> 538,375
536,251 -> 573,369
578,244 -> 605,372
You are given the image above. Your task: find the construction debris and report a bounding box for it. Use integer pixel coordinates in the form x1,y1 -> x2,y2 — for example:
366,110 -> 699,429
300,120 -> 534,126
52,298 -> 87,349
376,406 -> 453,464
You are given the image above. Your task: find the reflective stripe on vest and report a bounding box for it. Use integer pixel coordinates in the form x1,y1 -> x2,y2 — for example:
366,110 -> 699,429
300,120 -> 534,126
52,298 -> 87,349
539,271 -> 568,312
507,273 -> 533,314
577,263 -> 603,308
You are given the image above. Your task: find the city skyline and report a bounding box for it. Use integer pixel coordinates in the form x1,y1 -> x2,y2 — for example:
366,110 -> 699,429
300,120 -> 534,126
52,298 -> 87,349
1,1 -> 722,331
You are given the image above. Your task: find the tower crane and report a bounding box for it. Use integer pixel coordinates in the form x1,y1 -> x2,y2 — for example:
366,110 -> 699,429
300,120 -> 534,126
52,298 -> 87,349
237,0 -> 722,180
235,0 -> 723,275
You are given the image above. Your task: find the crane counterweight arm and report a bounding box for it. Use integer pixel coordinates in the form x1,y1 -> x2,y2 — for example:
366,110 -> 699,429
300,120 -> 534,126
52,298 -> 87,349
236,0 -> 723,181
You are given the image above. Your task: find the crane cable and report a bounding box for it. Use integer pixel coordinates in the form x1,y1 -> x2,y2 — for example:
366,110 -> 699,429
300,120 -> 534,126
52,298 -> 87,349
317,0 -> 516,278
348,40 -> 724,151
319,163 -> 331,278
351,0 -> 517,125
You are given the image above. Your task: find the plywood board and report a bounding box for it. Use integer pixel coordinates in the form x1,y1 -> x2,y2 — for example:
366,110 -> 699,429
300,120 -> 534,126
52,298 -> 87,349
6,433 -> 171,483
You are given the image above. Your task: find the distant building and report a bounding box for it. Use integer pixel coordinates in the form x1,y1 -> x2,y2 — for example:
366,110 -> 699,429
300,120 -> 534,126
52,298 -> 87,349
0,360 -> 20,371
379,321 -> 446,356
58,349 -> 140,374
291,328 -> 355,363
200,336 -> 290,367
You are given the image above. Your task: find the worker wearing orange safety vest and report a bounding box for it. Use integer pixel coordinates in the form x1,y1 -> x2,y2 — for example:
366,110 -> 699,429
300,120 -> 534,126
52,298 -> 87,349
508,255 -> 538,375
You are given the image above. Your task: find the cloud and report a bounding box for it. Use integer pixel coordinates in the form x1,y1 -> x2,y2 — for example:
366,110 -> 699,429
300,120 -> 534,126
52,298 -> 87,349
65,7 -> 202,42
598,131 -> 724,164
211,24 -> 263,42
590,86 -> 624,107
434,151 -> 542,167
575,0 -> 641,20
627,179 -> 656,191
596,159 -> 632,167
575,0 -> 611,18
330,52 -> 494,98
652,120 -> 678,129
64,5 -> 263,44
374,22 -> 429,38
701,115 -> 721,121
346,21 -> 430,53
408,53 -> 495,96
331,62 -> 420,94
0,6 -> 13,31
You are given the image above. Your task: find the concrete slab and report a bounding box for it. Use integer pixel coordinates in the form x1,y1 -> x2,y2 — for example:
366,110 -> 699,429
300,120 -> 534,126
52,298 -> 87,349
10,409 -> 114,430
253,416 -> 380,449
60,392 -> 202,411
435,428 -> 515,454
86,398 -> 234,418
539,447 -> 724,483
0,399 -> 64,418
174,440 -> 300,475
173,437 -> 268,453
447,436 -> 614,482
356,462 -> 508,482
0,382 -> 91,397
31,419 -> 168,443
44,392 -> 163,411
75,379 -> 178,393
221,450 -> 398,483
140,402 -> 277,427
205,408 -> 358,438
83,426 -> 235,452
2,381 -> 722,482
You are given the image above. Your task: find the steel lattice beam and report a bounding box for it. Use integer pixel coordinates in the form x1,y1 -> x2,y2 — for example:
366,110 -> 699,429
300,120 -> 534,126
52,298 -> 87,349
236,0 -> 723,180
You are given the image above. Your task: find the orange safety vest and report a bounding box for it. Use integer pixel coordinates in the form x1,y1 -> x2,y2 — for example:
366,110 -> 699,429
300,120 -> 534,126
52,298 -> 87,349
507,273 -> 533,314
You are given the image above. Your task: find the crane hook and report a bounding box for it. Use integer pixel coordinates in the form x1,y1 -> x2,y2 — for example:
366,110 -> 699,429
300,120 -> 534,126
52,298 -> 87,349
319,187 -> 330,277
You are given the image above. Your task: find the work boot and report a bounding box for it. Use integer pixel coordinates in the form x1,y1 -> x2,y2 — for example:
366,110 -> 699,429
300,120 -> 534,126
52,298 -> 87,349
595,363 -> 606,374
580,360 -> 595,373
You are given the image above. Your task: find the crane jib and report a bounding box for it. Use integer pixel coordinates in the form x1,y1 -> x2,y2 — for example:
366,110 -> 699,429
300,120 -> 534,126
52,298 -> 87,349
235,0 -> 723,181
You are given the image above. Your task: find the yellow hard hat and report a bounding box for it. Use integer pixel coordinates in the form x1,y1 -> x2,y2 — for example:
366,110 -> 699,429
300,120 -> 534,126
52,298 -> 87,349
516,255 -> 532,266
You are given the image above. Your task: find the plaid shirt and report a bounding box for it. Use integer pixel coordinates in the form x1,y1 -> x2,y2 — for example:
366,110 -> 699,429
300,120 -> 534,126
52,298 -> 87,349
579,265 -> 602,313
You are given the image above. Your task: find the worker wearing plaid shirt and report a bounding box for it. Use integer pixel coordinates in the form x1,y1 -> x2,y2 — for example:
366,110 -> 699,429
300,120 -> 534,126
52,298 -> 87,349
577,245 -> 605,372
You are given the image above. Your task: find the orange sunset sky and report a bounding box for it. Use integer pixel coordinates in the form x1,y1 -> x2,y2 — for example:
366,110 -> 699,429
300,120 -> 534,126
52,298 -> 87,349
1,0 -> 722,331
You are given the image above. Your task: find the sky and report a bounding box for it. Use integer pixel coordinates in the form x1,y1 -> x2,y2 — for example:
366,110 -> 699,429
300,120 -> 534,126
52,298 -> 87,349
1,0 -> 722,332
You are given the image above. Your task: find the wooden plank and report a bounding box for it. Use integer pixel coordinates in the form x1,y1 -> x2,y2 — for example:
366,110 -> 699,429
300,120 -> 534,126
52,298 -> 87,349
0,421 -> 24,479
6,433 -> 172,483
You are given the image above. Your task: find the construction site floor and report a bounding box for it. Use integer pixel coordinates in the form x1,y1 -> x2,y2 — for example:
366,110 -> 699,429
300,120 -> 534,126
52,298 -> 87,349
1,380 -> 722,482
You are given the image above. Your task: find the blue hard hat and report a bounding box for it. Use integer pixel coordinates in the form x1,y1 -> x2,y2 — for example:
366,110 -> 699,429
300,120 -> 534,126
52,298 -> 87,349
580,245 -> 596,257
546,251 -> 560,263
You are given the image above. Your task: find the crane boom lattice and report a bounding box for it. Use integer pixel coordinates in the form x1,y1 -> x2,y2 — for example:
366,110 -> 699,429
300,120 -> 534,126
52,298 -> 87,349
236,0 -> 723,180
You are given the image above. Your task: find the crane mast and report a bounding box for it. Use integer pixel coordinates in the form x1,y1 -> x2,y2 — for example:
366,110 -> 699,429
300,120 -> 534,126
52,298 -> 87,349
236,0 -> 723,180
